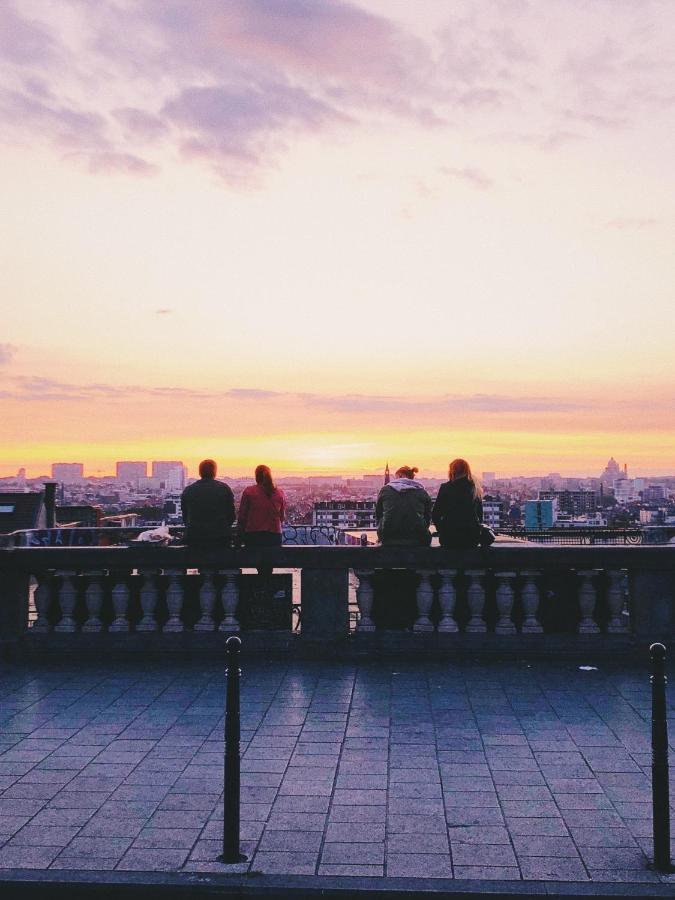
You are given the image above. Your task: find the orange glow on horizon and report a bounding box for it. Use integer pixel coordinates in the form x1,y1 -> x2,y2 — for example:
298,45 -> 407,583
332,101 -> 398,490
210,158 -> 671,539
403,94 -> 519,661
3,425 -> 675,480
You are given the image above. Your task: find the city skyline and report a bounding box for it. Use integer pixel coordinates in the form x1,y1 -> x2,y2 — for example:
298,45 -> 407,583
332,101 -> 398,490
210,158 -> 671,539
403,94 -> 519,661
1,1 -> 674,476
4,456 -> 675,483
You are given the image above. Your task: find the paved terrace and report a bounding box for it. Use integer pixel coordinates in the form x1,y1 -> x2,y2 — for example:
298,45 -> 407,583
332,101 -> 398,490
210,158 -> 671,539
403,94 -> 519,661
1,656 -> 674,894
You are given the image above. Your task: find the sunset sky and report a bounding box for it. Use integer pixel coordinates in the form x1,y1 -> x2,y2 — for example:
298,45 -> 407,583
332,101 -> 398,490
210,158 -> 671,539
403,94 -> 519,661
1,0 -> 674,478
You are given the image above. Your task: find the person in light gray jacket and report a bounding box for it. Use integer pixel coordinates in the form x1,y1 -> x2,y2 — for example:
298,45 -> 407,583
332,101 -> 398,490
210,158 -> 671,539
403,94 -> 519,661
376,465 -> 432,546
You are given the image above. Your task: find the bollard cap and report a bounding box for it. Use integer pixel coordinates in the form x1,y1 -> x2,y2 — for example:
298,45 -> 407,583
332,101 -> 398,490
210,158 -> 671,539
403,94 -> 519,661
226,635 -> 242,652
650,642 -> 666,661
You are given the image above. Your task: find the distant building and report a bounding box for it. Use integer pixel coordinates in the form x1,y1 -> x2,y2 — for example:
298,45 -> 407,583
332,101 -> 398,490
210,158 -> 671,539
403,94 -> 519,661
0,491 -> 46,534
538,490 -> 597,516
116,461 -> 147,482
313,500 -> 377,529
524,499 -> 557,530
165,467 -> 186,492
308,476 -> 342,487
55,505 -> 102,527
540,473 -> 564,491
640,508 -> 662,525
644,485 -> 666,503
600,457 -> 622,485
482,472 -> 496,488
507,502 -> 522,527
482,495 -> 503,529
51,463 -> 84,483
151,461 -> 184,480
613,478 -> 634,504
163,492 -> 183,523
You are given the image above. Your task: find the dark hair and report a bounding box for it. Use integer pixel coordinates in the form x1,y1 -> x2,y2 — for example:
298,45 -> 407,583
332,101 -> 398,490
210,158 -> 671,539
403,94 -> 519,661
255,464 -> 275,496
395,465 -> 418,479
199,459 -> 217,479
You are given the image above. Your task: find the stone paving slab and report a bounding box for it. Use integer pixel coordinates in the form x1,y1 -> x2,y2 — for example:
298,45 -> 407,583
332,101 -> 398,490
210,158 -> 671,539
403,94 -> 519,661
1,657 -> 675,891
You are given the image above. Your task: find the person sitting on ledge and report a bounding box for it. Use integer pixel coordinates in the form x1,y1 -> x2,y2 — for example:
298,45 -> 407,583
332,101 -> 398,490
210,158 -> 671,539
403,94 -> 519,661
432,457 -> 483,549
376,465 -> 432,546
181,458 -> 235,550
238,465 -> 286,578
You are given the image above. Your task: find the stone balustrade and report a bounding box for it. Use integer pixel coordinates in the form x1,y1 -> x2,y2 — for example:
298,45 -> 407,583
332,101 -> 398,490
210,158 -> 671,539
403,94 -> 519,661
1,544 -> 675,654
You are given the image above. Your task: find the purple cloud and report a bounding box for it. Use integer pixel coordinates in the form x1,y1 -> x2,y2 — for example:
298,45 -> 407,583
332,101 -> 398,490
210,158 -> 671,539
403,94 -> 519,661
0,89 -> 106,149
113,107 -> 168,142
0,343 -> 16,365
441,166 -> 494,190
0,0 -> 439,184
162,82 -> 346,179
0,2 -> 57,66
0,0 -> 673,186
83,151 -> 157,176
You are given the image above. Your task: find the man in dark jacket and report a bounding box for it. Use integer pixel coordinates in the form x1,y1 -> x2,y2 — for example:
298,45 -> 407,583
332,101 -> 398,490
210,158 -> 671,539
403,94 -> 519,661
181,459 -> 235,549
376,465 -> 432,546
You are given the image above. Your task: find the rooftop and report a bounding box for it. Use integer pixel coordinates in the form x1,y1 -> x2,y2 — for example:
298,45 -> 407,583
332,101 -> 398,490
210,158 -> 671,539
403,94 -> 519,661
1,655 -> 674,896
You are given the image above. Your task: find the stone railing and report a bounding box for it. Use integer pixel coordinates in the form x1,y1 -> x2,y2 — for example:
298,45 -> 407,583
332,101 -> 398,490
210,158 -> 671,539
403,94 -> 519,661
0,523 -> 342,549
1,544 -> 674,655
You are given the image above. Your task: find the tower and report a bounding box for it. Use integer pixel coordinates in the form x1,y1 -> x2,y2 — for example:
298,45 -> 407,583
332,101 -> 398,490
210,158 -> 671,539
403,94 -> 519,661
384,462 -> 390,485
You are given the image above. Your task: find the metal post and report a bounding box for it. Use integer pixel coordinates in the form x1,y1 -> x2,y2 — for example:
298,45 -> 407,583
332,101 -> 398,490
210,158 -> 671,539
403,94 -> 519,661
650,642 -> 671,872
220,635 -> 246,863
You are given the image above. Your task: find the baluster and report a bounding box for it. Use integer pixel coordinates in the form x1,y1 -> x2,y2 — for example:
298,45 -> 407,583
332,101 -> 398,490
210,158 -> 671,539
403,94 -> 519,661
194,569 -> 218,631
495,571 -> 517,635
577,569 -> 601,634
163,569 -> 185,633
219,569 -> 241,633
413,569 -> 435,632
109,573 -> 130,632
437,569 -> 459,633
606,569 -> 629,633
31,572 -> 53,633
465,570 -> 487,633
354,569 -> 375,632
137,569 -> 159,631
82,571 -> 104,632
520,570 -> 543,634
54,571 -> 78,632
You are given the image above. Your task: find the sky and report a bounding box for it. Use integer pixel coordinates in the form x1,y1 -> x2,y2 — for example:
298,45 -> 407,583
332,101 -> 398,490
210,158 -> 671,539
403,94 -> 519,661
0,0 -> 674,479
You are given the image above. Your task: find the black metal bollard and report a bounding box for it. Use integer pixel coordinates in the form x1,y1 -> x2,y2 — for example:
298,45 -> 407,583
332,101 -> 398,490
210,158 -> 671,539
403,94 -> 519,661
220,635 -> 247,863
650,642 -> 671,872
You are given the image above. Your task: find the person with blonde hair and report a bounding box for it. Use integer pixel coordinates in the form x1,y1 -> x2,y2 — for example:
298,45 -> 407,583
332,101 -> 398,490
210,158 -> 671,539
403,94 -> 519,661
376,465 -> 432,546
432,458 -> 483,549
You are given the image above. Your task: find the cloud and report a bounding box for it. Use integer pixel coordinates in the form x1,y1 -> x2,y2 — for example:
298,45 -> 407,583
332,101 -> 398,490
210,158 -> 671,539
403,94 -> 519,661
162,82 -> 346,181
303,392 -> 588,415
0,343 -> 16,365
82,151 -> 157,176
0,88 -> 106,149
0,2 -> 57,66
0,0 -> 436,184
440,166 -> 494,190
0,376 -> 589,414
4,377 -> 674,436
0,0 -> 673,185
113,107 -> 168,142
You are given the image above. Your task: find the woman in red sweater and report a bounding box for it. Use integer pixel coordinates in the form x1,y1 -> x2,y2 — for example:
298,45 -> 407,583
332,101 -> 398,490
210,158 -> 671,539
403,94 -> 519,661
238,465 -> 286,575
